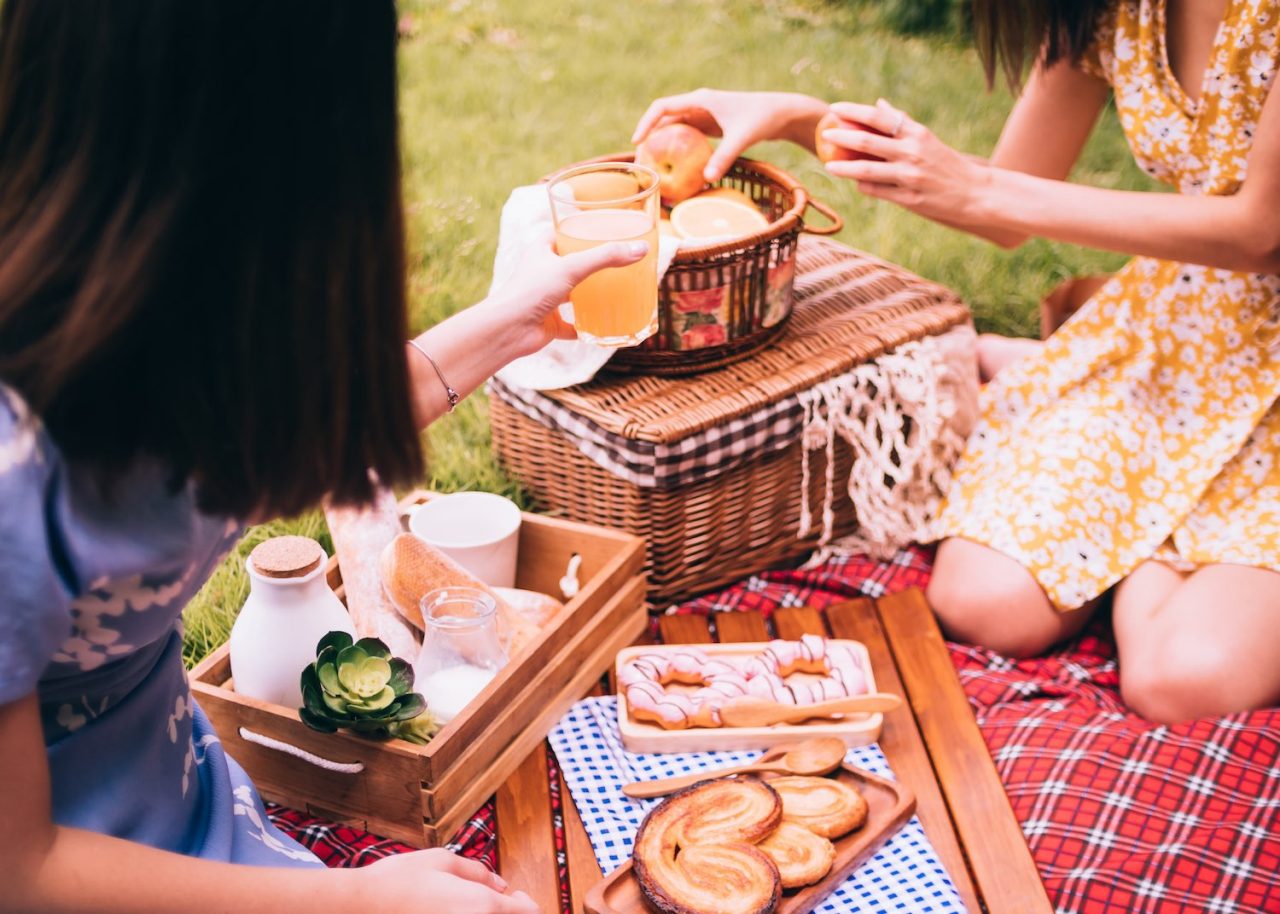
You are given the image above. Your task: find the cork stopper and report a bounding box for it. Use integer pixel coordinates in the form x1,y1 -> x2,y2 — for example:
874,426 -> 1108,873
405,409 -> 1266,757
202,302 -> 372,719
249,535 -> 324,579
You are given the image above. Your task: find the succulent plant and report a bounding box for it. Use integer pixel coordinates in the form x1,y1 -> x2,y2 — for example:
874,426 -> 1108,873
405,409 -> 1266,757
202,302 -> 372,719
299,632 -> 427,738
389,709 -> 441,745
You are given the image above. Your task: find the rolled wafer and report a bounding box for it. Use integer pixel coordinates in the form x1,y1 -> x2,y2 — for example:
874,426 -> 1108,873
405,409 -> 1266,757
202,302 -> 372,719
379,532 -> 540,657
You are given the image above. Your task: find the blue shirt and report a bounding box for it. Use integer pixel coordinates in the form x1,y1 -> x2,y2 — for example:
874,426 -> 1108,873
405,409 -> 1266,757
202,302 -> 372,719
0,383 -> 320,865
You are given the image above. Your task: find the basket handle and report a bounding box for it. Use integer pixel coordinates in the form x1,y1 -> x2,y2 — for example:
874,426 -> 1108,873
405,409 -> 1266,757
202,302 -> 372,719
239,726 -> 366,774
800,197 -> 844,236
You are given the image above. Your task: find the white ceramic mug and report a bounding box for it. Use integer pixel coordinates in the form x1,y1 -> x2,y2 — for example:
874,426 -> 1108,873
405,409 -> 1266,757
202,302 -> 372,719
408,492 -> 522,588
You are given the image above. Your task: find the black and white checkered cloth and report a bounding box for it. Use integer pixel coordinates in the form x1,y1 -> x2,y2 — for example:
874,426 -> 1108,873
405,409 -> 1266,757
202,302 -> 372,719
490,376 -> 806,489
490,237 -> 972,491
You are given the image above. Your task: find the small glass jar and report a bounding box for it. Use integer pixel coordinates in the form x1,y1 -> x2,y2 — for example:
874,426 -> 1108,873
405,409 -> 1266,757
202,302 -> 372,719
413,587 -> 509,724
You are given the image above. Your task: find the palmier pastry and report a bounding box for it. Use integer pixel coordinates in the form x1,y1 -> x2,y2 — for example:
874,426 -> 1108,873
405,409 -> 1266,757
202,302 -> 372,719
633,778 -> 783,914
755,822 -> 836,889
770,776 -> 868,839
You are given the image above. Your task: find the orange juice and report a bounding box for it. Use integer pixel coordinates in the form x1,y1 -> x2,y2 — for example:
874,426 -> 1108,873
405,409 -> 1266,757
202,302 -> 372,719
554,208 -> 658,347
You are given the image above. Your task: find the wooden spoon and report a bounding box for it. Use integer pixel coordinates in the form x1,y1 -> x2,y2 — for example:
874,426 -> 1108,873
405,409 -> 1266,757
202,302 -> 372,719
621,736 -> 847,800
718,692 -> 902,728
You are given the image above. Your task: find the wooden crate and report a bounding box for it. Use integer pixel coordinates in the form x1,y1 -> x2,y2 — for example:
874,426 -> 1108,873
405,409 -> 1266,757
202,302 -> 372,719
191,491 -> 646,847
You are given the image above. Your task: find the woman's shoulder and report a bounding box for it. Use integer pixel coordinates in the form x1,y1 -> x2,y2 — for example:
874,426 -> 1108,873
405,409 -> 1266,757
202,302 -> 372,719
1,381 -> 40,443
0,382 -> 76,704
1077,1 -> 1137,84
0,382 -> 56,499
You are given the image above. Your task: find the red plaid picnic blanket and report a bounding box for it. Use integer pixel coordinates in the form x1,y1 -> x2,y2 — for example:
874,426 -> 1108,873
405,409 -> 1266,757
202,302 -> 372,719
271,546 -> 1280,914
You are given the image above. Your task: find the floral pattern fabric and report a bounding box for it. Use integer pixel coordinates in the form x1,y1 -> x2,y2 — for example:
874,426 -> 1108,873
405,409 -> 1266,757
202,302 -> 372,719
938,0 -> 1280,609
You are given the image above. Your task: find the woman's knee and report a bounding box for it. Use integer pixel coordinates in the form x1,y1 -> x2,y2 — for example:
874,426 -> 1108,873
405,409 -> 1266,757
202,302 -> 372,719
927,541 -> 1059,658
1120,635 -> 1239,725
976,334 -> 1043,382
1119,564 -> 1280,724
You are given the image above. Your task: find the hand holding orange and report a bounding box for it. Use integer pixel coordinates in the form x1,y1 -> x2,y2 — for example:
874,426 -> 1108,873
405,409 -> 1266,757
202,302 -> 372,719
814,110 -> 887,164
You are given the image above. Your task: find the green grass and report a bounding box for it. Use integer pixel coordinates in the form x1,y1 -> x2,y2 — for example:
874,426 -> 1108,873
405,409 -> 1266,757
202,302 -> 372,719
181,0 -> 1152,667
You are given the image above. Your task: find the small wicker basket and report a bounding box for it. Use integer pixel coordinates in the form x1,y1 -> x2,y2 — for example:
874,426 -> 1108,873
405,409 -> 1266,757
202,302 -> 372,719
548,153 -> 843,376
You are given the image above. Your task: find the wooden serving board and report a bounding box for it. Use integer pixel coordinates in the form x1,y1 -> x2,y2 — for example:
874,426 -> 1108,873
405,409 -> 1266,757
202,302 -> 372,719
584,763 -> 916,914
615,641 -> 883,753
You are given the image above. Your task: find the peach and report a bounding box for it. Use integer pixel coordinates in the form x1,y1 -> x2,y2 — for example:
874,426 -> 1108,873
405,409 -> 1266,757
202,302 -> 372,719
636,123 -> 714,204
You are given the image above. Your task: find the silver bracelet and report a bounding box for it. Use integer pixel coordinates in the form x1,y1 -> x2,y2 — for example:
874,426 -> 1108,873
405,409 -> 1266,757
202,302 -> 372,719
407,339 -> 461,412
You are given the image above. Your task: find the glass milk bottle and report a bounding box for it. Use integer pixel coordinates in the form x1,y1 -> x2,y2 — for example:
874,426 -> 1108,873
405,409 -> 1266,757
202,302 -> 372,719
413,588 -> 509,724
229,535 -> 356,707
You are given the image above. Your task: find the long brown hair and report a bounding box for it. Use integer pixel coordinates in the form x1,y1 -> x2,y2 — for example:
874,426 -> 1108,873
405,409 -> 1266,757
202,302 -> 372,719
972,0 -> 1115,90
0,1 -> 423,518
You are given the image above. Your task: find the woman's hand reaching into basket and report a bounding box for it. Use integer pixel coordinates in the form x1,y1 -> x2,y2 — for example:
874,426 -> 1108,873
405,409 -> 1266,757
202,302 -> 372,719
631,90 -> 989,230
632,88 -> 831,182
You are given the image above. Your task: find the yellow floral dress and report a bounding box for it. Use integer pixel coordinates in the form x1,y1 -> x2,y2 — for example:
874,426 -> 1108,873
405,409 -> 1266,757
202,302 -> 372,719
937,0 -> 1280,610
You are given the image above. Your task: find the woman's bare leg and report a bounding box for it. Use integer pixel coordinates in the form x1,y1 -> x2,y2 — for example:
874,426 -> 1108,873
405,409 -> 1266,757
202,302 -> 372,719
1115,562 -> 1280,724
926,537 -> 1096,658
976,334 -> 1043,382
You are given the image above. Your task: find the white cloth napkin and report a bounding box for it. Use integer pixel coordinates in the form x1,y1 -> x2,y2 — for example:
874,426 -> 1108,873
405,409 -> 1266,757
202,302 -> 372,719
491,185 -> 683,391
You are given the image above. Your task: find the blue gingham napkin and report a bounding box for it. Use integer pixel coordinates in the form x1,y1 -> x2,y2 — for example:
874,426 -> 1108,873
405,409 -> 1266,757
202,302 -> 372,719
549,696 -> 968,913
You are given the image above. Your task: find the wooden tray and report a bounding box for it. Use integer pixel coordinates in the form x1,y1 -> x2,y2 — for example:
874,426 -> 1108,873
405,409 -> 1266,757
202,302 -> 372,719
192,490 -> 646,847
615,641 -> 883,753
585,763 -> 916,914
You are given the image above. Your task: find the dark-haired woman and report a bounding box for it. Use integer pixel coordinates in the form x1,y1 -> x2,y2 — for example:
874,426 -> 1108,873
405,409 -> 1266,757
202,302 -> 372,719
635,0 -> 1280,725
0,2 -> 645,911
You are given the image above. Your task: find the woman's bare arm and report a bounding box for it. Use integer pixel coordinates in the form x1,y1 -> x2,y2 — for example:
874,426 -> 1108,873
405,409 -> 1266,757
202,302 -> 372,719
0,694 -> 533,913
824,62 -> 1280,273
931,60 -> 1112,248
405,234 -> 647,428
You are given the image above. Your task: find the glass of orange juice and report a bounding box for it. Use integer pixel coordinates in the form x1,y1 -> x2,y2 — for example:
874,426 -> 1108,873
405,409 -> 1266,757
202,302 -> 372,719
547,161 -> 660,348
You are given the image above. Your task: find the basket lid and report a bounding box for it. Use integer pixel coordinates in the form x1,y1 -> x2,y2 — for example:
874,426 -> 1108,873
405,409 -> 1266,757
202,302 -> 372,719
538,238 -> 969,444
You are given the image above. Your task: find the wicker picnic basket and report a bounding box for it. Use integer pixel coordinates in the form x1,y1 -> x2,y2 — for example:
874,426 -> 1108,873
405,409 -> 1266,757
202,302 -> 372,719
491,238 -> 974,604
549,153 -> 844,376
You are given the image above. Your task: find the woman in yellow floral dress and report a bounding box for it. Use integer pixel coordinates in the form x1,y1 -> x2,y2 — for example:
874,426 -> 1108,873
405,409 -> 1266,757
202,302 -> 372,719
636,0 -> 1279,724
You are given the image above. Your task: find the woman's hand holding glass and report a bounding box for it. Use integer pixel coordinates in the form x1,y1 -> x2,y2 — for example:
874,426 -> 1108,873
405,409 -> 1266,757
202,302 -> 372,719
487,226 -> 650,359
406,229 -> 647,427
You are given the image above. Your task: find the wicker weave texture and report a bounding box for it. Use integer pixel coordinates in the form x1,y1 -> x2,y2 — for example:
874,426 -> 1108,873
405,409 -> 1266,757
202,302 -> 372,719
490,239 -> 971,603
492,395 -> 859,604
545,238 -> 970,443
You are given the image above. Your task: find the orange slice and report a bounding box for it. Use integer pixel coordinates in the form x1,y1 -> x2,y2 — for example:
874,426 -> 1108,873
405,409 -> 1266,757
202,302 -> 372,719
669,196 -> 769,241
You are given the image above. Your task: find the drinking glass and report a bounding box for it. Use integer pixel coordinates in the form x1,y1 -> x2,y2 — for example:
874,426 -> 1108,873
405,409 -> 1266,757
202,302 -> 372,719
414,587 -> 509,723
547,161 -> 660,348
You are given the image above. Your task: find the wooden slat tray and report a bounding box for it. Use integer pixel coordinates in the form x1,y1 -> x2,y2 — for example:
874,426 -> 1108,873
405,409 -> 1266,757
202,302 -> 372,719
615,641 -> 883,753
584,763 -> 916,914
191,489 -> 646,847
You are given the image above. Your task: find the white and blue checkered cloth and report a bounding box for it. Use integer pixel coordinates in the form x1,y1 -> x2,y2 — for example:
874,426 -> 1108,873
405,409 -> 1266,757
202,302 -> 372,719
549,696 -> 968,914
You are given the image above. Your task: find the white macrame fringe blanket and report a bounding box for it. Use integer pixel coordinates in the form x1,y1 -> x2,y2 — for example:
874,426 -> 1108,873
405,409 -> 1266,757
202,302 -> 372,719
797,325 -> 978,562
